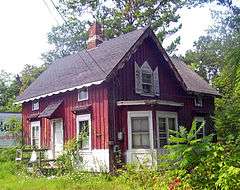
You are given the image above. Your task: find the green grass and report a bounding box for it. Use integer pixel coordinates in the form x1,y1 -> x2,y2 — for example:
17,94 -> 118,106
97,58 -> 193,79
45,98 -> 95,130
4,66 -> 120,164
0,162 -> 129,190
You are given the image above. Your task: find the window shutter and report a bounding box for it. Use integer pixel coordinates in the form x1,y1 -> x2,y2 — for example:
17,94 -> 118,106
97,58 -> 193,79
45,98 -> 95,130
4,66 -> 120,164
153,67 -> 160,96
135,62 -> 142,94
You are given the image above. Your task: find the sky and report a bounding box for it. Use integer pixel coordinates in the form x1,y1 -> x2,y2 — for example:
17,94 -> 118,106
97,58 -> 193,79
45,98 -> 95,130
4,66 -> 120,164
0,1 -> 214,74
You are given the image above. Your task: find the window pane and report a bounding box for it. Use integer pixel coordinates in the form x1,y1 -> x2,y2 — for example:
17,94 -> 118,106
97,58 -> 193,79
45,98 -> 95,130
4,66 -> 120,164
132,117 -> 149,132
78,89 -> 88,100
160,139 -> 168,147
142,84 -> 152,94
196,121 -> 204,138
142,73 -> 152,84
132,134 -> 141,148
141,134 -> 150,148
168,118 -> 176,131
79,120 -> 89,149
32,126 -> 39,147
159,118 -> 166,132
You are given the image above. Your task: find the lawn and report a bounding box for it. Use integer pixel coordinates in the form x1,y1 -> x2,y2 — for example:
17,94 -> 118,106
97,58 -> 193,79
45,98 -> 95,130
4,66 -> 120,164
0,162 -> 130,190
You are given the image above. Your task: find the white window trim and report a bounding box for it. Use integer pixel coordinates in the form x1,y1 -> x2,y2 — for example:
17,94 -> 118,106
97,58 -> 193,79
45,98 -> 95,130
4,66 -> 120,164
194,117 -> 205,137
32,100 -> 39,111
127,111 -> 154,152
78,88 -> 89,101
156,111 -> 178,149
194,97 -> 203,107
30,121 -> 41,148
76,114 -> 91,152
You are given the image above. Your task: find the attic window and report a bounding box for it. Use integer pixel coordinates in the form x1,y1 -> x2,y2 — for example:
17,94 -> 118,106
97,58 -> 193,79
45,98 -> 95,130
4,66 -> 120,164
135,61 -> 159,96
142,72 -> 153,94
194,96 -> 203,107
32,100 -> 39,111
78,88 -> 88,101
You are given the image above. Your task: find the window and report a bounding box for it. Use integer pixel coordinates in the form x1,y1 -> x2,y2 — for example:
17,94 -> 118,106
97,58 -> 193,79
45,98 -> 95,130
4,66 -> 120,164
76,114 -> 91,150
194,117 -> 205,138
131,117 -> 150,149
194,96 -> 203,107
128,111 -> 153,150
32,100 -> 39,111
135,61 -> 159,96
78,88 -> 88,101
156,112 -> 178,148
31,121 -> 41,148
142,71 -> 153,94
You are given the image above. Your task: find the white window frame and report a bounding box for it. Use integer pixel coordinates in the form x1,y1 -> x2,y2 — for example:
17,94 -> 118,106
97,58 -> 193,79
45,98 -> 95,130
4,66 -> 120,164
32,100 -> 39,111
194,117 -> 205,137
156,111 -> 178,149
76,114 -> 91,151
78,88 -> 88,101
30,121 -> 41,148
127,111 -> 154,151
194,96 -> 203,107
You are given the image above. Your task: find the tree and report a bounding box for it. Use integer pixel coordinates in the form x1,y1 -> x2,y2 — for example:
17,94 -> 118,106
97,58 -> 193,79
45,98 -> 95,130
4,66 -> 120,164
0,71 -> 21,112
42,0 -> 231,64
19,64 -> 46,94
183,5 -> 240,140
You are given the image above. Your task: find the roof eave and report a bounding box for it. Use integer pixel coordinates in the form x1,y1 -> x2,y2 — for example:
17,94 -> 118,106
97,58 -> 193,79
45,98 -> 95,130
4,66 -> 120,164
16,80 -> 104,104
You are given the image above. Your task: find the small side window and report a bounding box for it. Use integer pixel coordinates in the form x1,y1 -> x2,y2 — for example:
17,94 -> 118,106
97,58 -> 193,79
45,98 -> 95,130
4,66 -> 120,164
78,88 -> 88,101
194,117 -> 205,138
194,96 -> 203,107
32,100 -> 39,111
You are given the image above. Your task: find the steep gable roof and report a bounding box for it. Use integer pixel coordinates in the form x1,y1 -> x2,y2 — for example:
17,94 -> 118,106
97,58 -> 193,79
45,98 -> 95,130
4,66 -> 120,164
17,26 -> 219,102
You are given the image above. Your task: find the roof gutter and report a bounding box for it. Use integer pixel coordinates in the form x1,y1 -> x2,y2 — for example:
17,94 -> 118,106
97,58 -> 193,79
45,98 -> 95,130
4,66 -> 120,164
16,80 -> 104,104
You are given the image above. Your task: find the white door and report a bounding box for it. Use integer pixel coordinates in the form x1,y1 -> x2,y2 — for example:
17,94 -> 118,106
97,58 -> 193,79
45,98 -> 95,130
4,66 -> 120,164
51,119 -> 64,158
127,111 -> 156,165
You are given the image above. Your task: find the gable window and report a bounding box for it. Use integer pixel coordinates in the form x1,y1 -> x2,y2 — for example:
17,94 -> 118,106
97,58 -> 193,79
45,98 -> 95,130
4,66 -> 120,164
76,114 -> 91,150
32,100 -> 39,111
194,96 -> 203,107
135,61 -> 159,96
142,72 -> 153,94
194,117 -> 205,138
31,121 -> 41,148
156,112 -> 178,148
78,88 -> 88,101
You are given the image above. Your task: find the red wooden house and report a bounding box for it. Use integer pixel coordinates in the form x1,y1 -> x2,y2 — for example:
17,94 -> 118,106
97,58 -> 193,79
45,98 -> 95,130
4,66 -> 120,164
17,23 -> 219,172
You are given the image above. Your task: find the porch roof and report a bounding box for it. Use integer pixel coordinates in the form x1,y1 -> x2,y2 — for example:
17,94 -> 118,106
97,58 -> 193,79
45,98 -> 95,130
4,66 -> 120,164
38,100 -> 63,118
117,100 -> 184,107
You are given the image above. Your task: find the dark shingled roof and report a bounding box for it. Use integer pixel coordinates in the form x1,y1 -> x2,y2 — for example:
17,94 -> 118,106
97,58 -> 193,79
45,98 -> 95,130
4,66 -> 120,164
170,57 -> 219,96
17,27 -> 219,102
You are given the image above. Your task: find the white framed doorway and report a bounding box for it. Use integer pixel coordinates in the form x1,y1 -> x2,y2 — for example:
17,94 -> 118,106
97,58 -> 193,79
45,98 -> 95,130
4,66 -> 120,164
51,118 -> 64,158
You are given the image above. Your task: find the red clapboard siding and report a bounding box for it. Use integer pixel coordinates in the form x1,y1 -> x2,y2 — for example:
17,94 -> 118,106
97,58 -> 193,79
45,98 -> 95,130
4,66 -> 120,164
22,84 -> 109,150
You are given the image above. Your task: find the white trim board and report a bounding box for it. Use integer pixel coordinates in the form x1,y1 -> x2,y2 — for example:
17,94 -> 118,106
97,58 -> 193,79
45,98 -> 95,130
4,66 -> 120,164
117,100 -> 184,107
16,80 -> 103,104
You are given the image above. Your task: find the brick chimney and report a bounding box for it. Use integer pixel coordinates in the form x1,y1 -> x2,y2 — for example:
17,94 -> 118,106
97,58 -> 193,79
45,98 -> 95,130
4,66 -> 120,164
87,22 -> 103,49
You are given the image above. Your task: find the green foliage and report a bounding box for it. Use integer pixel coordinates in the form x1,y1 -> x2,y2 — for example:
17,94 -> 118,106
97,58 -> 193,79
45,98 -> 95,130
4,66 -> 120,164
162,122 -> 212,173
0,70 -> 21,112
3,116 -> 22,144
116,163 -> 171,190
